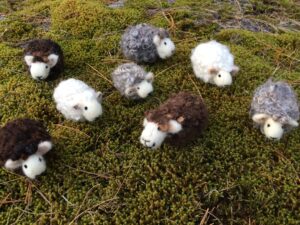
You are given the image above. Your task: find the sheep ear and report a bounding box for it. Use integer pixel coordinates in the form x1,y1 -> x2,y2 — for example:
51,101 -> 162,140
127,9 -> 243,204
97,92 -> 103,102
4,159 -> 23,170
145,110 -> 153,118
208,67 -> 219,76
153,35 -> 161,46
177,116 -> 185,124
125,87 -> 136,96
143,118 -> 148,127
73,104 -> 81,110
145,72 -> 154,82
288,119 -> 299,127
230,65 -> 239,76
37,141 -> 52,155
24,55 -> 34,66
48,54 -> 59,68
168,120 -> 182,134
252,113 -> 269,124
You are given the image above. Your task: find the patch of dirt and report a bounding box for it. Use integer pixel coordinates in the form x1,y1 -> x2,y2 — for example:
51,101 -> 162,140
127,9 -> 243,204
107,0 -> 126,8
26,16 -> 51,31
0,13 -> 6,21
219,17 -> 277,33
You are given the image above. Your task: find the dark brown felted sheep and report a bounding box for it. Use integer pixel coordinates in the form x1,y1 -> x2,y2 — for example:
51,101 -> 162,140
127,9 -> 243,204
24,39 -> 64,81
140,92 -> 208,149
0,119 -> 53,179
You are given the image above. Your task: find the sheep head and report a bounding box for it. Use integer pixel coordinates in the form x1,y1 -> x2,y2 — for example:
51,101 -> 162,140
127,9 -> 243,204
252,113 -> 298,140
153,28 -> 175,59
125,72 -> 154,99
73,92 -> 103,122
140,115 -> 184,149
208,66 -> 239,87
4,141 -> 52,179
24,54 -> 59,80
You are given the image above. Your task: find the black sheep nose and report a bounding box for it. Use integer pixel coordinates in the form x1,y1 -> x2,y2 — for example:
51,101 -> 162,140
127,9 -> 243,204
37,76 -> 43,80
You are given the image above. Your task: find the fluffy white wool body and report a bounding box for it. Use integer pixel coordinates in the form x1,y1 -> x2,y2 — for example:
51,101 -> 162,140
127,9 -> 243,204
53,78 -> 102,122
191,40 -> 236,86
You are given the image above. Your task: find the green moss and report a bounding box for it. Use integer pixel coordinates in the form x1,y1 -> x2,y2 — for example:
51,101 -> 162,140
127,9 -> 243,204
0,0 -> 300,224
51,0 -> 144,39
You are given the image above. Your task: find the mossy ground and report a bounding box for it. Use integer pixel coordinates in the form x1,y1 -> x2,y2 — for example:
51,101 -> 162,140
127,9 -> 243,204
0,0 -> 299,224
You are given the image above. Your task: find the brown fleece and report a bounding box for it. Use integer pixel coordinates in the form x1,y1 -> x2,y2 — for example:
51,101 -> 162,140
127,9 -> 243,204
145,92 -> 208,146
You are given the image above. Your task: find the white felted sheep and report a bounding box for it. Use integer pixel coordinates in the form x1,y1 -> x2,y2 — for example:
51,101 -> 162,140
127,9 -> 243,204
24,39 -> 64,81
191,40 -> 239,87
53,78 -> 103,122
111,63 -> 154,99
0,119 -> 53,179
121,23 -> 175,63
250,79 -> 299,139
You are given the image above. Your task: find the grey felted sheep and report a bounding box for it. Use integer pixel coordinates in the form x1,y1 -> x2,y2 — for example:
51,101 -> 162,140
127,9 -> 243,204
121,23 -> 175,63
111,63 -> 154,99
250,79 -> 299,139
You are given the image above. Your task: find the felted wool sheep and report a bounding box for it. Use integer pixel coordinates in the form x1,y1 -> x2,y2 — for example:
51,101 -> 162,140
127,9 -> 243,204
190,40 -> 239,87
0,119 -> 53,179
53,78 -> 103,122
111,63 -> 154,99
140,92 -> 208,149
121,23 -> 175,63
250,79 -> 299,140
24,39 -> 64,81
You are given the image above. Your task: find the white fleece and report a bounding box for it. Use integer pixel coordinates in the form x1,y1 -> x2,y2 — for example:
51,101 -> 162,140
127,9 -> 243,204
191,40 -> 236,83
53,78 -> 102,121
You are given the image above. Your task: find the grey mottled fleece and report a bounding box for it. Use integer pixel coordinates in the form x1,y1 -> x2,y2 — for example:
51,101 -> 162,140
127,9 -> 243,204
121,23 -> 169,63
250,79 -> 299,127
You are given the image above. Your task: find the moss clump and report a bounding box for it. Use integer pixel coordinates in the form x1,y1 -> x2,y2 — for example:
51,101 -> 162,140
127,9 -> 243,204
51,0 -> 144,39
0,19 -> 38,42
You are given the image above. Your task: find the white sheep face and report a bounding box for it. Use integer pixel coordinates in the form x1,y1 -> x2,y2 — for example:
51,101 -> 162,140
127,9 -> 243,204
82,99 -> 103,122
24,54 -> 59,80
252,114 -> 285,140
22,154 -> 46,179
213,70 -> 232,87
136,80 -> 153,98
29,62 -> 51,80
140,118 -> 182,149
153,36 -> 175,59
262,118 -> 284,140
140,120 -> 167,149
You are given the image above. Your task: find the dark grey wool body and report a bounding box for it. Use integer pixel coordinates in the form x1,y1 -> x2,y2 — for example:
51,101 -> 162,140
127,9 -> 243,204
250,79 -> 299,128
121,23 -> 169,63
